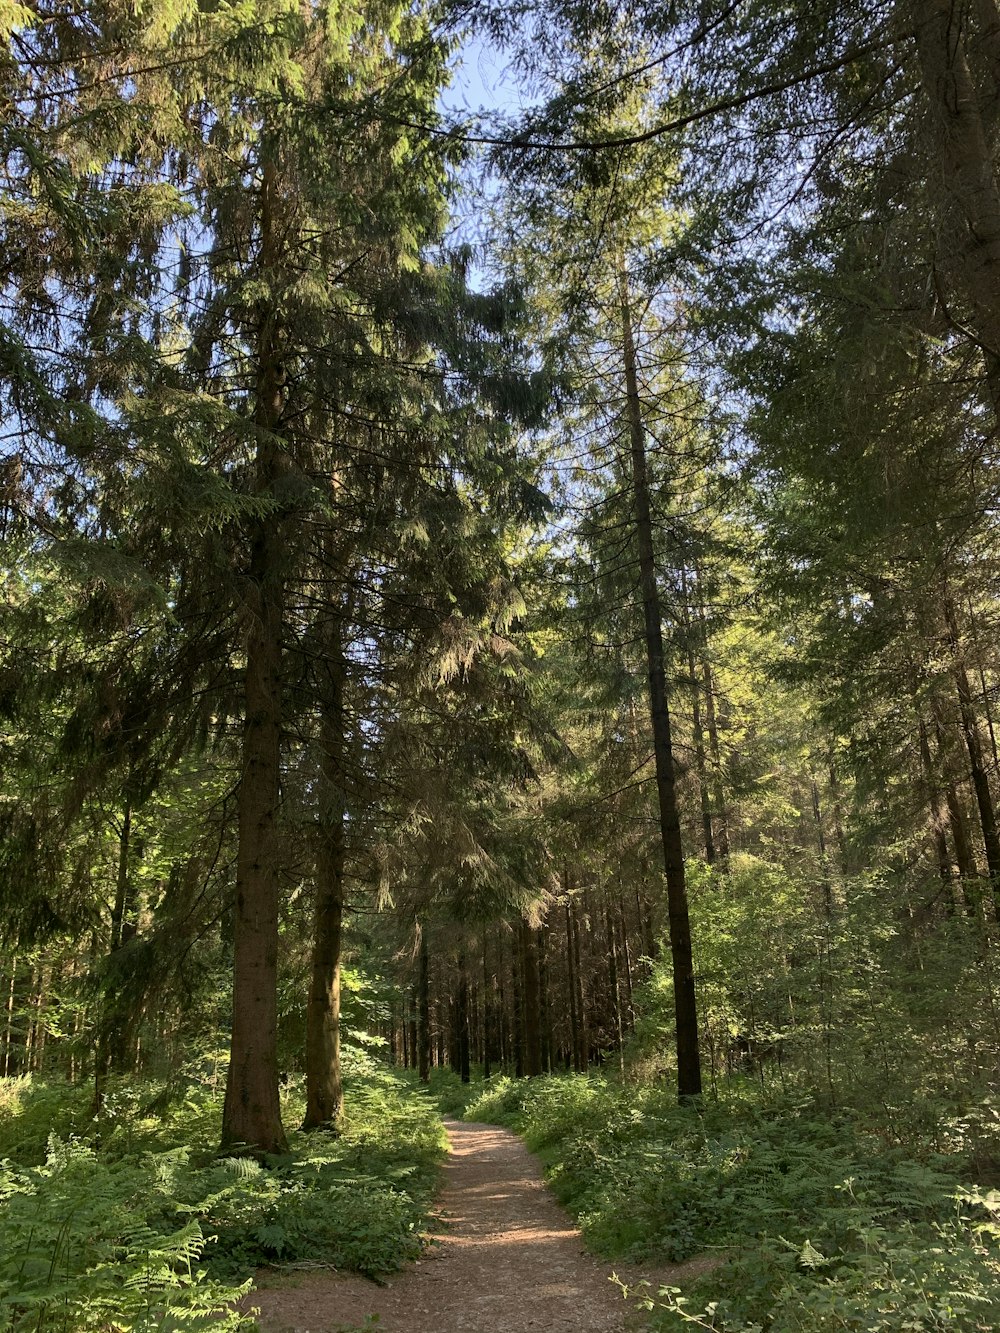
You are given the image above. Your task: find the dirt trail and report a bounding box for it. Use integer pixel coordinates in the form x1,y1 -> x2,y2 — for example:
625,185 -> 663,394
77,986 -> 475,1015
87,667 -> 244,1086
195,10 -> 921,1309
242,1118 -> 638,1332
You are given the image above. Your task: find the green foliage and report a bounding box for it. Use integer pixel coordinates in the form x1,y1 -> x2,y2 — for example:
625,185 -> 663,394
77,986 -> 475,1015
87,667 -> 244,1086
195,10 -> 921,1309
0,1061 -> 447,1328
466,1072 -> 1000,1331
0,1138 -> 251,1331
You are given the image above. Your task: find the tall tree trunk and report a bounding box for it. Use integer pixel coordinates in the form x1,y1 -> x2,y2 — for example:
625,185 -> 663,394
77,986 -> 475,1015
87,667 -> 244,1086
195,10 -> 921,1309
457,950 -> 471,1084
303,608 -> 347,1130
511,931 -> 525,1078
637,881 -> 656,965
481,936 -> 492,1080
606,899 -> 625,1072
811,778 -> 834,920
944,597 -> 1000,913
827,756 -> 849,873
619,268 -> 702,1099
418,927 -> 431,1084
94,797 -> 140,1113
931,695 -> 981,897
616,886 -> 635,1029
919,717 -> 960,913
565,897 -> 580,1072
2,959 -> 16,1077
520,918 -> 542,1076
681,568 -> 715,863
221,154 -> 289,1156
537,923 -> 552,1072
407,996 -> 418,1073
694,567 -> 731,867
570,899 -> 589,1073
914,0 -> 1000,408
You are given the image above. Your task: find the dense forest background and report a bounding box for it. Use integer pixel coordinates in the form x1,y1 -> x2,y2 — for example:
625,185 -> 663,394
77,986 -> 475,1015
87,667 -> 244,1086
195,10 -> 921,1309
4,0 -> 1000,1327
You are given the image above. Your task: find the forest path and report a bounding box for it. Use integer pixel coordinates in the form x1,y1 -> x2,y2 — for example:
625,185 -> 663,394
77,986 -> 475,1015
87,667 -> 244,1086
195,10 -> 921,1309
242,1118 -> 638,1332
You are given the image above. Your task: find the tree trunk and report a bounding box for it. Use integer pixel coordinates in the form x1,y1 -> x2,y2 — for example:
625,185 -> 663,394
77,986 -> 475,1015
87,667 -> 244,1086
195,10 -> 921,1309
2,960 -> 16,1077
619,267 -> 702,1099
94,797 -> 141,1113
457,950 -> 471,1084
566,898 -> 580,1072
221,154 -> 289,1156
570,899 -> 589,1073
418,927 -> 431,1084
931,694 -> 981,897
694,567 -> 731,867
616,887 -> 635,1029
681,568 -> 715,863
918,717 -> 960,913
944,597 -> 1000,913
914,0 -> 1000,407
811,778 -> 834,920
520,918 -> 542,1076
537,922 -> 552,1072
606,899 -> 625,1071
511,931 -> 524,1078
303,604 -> 347,1130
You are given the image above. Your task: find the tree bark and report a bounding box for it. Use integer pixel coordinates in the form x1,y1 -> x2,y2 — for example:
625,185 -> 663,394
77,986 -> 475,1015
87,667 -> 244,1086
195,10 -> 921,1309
918,717 -> 960,913
221,154 -> 289,1156
681,569 -> 715,864
418,927 -> 431,1084
520,917 -> 542,1076
510,931 -> 524,1077
944,597 -> 1000,914
457,950 -> 471,1084
565,897 -> 580,1072
914,0 -> 1000,405
537,922 -> 552,1072
302,605 -> 348,1130
694,567 -> 731,867
570,898 -> 589,1072
619,267 -> 702,1099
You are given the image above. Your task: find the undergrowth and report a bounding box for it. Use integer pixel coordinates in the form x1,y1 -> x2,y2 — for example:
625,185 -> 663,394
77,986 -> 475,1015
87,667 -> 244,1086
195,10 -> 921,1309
464,1074 -> 1000,1332
0,1050 -> 446,1331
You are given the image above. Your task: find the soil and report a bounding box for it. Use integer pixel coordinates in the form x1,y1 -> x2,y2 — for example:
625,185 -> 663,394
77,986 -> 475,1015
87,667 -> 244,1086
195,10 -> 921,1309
240,1118 -> 716,1333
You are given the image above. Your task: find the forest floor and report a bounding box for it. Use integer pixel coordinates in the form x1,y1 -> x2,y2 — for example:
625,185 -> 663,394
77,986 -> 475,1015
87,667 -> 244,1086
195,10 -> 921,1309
241,1117 -> 706,1332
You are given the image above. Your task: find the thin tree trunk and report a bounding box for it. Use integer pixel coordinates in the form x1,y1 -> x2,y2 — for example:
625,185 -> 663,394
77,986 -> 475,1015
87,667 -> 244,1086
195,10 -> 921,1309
637,884 -> 656,965
407,995 -> 418,1074
616,887 -> 635,1029
619,267 -> 702,1099
458,950 -> 471,1084
303,607 -> 348,1130
919,718 -> 960,913
511,931 -> 524,1078
811,778 -> 834,920
94,798 -> 139,1113
827,756 -> 849,873
944,597 -> 1000,913
2,960 -> 16,1077
419,927 -> 431,1084
570,900 -> 589,1073
914,0 -> 1000,408
537,922 -> 552,1072
221,153 -> 289,1156
520,918 -> 542,1076
681,567 -> 715,863
932,695 -> 981,897
606,899 -> 625,1073
566,898 -> 580,1072
482,936 -> 492,1080
694,567 -> 731,867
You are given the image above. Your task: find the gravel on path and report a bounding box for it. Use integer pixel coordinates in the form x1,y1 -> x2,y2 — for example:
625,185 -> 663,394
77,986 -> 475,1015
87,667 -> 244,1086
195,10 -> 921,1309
240,1118 -> 640,1332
